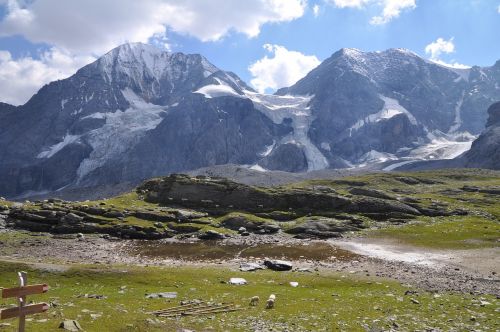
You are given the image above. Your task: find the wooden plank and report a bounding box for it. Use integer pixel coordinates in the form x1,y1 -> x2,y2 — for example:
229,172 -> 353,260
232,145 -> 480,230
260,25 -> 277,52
1,284 -> 49,299
0,303 -> 49,320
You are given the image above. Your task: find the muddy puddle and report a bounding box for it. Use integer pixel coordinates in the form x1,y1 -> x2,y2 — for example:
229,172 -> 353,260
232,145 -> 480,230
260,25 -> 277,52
126,240 -> 359,262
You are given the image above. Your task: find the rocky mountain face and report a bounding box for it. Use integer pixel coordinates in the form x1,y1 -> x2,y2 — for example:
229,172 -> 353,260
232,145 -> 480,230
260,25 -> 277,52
0,43 -> 498,198
0,43 -> 291,197
459,102 -> 500,169
278,48 -> 499,167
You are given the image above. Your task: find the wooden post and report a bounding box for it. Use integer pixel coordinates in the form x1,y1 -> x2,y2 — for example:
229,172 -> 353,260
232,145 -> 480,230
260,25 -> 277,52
18,271 -> 27,332
0,272 -> 49,330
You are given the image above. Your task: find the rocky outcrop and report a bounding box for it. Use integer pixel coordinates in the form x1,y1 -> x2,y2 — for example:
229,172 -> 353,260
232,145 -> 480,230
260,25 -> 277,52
138,174 -> 352,213
286,218 -> 365,239
220,215 -> 280,234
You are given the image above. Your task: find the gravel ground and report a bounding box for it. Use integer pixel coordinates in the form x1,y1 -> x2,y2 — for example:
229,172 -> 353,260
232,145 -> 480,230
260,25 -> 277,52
1,230 -> 498,296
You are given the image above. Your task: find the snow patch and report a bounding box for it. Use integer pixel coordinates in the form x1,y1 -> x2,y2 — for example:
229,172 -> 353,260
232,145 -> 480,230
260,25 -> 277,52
348,95 -> 417,136
249,164 -> 268,172
448,92 -> 464,133
336,241 -> 450,267
76,89 -> 166,181
37,134 -> 81,159
409,132 -> 475,160
244,90 -> 329,171
259,141 -> 275,157
359,150 -> 397,164
194,84 -> 242,99
60,99 -> 68,110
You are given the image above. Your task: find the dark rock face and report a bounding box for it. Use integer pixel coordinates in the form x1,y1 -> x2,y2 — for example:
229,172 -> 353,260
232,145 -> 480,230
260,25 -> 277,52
260,143 -> 308,172
264,259 -> 293,271
221,216 -> 280,234
461,102 -> 500,170
0,44 -> 498,198
278,48 -> 499,166
138,174 -> 352,213
0,43 -> 291,197
286,218 -> 365,239
400,101 -> 500,171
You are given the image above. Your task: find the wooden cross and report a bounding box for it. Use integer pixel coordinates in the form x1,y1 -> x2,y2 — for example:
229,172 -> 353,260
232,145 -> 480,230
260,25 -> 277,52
0,272 -> 49,332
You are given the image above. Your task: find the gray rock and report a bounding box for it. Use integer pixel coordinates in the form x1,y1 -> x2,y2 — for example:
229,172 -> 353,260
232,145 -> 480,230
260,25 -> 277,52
240,262 -> 265,272
198,230 -> 225,240
146,292 -> 178,299
59,320 -> 82,331
264,259 -> 293,271
63,213 -> 84,223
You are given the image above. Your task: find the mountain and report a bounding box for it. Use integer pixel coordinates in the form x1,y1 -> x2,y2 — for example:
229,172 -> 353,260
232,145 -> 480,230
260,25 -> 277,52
457,102 -> 500,169
0,44 -> 499,198
278,48 -> 499,168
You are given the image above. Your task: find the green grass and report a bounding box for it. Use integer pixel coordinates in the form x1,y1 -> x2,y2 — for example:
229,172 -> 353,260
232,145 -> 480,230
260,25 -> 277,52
368,216 -> 500,249
0,261 -> 498,331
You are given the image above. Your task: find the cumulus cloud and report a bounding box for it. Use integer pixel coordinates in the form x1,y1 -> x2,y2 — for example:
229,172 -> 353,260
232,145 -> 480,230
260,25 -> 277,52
0,0 -> 307,104
424,37 -> 470,69
425,37 -> 455,60
0,48 -> 95,105
249,44 -> 320,93
330,0 -> 370,8
312,4 -> 320,16
0,0 -> 307,54
330,0 -> 416,24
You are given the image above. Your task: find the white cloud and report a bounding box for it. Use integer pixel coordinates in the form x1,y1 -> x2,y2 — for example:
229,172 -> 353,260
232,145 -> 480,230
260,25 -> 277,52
424,37 -> 470,69
312,4 -> 320,16
330,0 -> 416,24
498,4 -> 500,13
370,0 -> 416,25
425,37 -> 455,60
0,0 -> 307,105
0,0 -> 307,54
330,0 -> 370,8
249,44 -> 320,93
0,48 -> 95,105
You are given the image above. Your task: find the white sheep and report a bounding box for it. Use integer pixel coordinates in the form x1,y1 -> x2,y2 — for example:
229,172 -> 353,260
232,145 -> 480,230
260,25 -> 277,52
249,296 -> 260,306
266,294 -> 276,309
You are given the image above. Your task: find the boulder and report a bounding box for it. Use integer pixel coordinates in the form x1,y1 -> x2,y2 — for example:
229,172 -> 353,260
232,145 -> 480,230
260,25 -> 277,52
240,262 -> 264,272
63,213 -> 84,223
146,292 -> 177,299
286,218 -> 364,238
103,210 -> 125,218
59,320 -> 82,331
221,216 -> 280,234
264,259 -> 293,271
198,230 -> 225,240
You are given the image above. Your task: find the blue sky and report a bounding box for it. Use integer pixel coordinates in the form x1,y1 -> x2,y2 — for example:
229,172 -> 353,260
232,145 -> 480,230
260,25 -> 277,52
0,0 -> 499,105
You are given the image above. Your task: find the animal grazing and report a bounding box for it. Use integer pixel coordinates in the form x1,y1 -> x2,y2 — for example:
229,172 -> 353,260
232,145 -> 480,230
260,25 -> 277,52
266,294 -> 276,309
249,296 -> 260,306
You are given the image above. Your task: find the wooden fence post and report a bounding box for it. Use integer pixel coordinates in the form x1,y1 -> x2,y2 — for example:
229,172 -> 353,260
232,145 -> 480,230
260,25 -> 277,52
0,271 -> 49,332
18,271 -> 27,332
